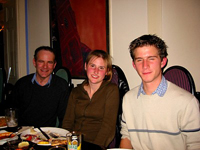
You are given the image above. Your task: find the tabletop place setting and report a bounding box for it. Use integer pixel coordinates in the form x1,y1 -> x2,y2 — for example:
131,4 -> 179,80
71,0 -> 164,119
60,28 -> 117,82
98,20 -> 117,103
0,108 -> 69,150
0,125 -> 72,150
0,108 -> 97,150
0,110 -> 132,150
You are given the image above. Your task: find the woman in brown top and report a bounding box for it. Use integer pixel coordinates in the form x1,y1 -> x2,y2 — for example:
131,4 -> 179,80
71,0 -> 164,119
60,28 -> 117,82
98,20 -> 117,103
62,50 -> 119,148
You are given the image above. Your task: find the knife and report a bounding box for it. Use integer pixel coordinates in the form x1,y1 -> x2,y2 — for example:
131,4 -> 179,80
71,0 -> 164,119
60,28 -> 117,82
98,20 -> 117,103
38,127 -> 50,140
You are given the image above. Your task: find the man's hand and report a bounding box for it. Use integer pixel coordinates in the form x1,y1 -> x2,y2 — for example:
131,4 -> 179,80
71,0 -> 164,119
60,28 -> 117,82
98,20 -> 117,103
120,138 -> 133,149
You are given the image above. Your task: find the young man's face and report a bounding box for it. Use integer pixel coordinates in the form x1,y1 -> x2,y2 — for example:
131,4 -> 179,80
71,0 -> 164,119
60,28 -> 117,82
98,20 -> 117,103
33,50 -> 56,81
132,45 -> 167,86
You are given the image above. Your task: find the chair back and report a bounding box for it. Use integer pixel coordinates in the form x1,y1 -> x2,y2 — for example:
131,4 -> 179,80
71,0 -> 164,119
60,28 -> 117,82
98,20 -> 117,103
0,68 -> 6,103
55,67 -> 74,127
163,65 -> 196,95
55,67 -> 74,91
109,65 -> 130,148
0,68 -> 4,103
111,65 -> 130,118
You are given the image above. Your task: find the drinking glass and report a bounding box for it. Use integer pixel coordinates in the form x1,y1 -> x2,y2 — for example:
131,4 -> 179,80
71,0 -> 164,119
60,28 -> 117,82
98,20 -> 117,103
5,108 -> 18,131
49,146 -> 67,150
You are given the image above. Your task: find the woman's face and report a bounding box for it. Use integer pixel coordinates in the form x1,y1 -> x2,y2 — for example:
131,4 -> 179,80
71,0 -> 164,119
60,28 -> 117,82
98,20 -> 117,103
85,56 -> 107,86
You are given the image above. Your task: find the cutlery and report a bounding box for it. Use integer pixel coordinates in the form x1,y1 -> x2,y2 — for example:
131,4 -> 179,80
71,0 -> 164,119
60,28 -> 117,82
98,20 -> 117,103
49,132 -> 59,138
37,127 -> 50,140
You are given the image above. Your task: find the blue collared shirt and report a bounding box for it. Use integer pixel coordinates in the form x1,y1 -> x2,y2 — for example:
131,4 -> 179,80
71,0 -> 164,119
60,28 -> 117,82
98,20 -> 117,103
31,73 -> 52,87
137,76 -> 168,97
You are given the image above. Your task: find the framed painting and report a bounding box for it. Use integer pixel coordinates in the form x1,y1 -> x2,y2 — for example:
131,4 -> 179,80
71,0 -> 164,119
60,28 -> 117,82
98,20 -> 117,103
50,0 -> 109,78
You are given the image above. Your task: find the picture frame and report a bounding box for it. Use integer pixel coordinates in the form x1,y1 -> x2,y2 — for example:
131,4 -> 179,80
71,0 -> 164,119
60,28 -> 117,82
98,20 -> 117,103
50,0 -> 109,79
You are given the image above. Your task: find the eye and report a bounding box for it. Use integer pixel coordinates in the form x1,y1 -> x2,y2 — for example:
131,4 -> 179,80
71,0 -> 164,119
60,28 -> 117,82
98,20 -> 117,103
38,60 -> 43,63
99,66 -> 105,70
90,64 -> 95,68
149,57 -> 156,61
135,59 -> 142,63
48,61 -> 54,64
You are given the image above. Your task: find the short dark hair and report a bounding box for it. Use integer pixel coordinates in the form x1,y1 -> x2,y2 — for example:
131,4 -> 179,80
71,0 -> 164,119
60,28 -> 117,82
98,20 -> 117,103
34,46 -> 56,61
129,34 -> 168,61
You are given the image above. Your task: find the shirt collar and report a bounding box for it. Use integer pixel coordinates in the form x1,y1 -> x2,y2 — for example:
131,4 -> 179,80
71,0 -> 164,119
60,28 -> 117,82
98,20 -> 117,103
31,73 -> 52,87
137,76 -> 168,98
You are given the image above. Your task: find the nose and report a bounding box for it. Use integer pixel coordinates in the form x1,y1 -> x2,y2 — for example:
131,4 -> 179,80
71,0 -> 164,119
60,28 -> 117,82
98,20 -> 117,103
43,62 -> 48,68
94,67 -> 99,74
143,60 -> 149,69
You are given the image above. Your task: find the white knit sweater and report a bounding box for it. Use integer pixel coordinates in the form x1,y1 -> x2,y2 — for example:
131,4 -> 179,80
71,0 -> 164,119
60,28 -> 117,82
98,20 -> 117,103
121,81 -> 200,150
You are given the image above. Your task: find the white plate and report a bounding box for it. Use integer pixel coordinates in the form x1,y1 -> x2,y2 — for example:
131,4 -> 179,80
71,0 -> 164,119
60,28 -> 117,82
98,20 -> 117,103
0,130 -> 18,145
20,127 -> 69,146
0,116 -> 7,129
107,149 -> 133,150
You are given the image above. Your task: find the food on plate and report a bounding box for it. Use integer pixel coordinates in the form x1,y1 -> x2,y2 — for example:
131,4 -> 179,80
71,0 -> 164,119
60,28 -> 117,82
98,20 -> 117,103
18,141 -> 29,149
51,139 -> 67,146
38,141 -> 50,145
21,134 -> 43,143
0,132 -> 15,140
21,127 -> 68,146
30,128 -> 37,135
21,134 -> 35,141
0,117 -> 6,127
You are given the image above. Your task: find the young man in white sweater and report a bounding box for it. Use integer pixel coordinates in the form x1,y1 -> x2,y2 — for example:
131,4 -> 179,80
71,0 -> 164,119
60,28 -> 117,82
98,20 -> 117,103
120,34 -> 200,150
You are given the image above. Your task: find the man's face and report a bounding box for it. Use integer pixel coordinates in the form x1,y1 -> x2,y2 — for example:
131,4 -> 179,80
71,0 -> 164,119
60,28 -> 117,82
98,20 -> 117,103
132,45 -> 167,86
33,50 -> 56,81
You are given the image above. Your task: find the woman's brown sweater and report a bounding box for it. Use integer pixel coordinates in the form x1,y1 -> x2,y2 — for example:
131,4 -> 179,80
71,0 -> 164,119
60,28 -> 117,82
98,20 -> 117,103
62,80 -> 119,147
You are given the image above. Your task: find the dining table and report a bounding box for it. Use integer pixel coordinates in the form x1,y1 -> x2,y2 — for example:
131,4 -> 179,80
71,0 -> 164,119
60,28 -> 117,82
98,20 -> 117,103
0,126 -> 106,150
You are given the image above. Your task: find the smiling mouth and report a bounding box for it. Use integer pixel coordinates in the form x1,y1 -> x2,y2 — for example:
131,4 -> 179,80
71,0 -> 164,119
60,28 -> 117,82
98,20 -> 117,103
41,69 -> 49,72
143,72 -> 151,75
91,74 -> 99,78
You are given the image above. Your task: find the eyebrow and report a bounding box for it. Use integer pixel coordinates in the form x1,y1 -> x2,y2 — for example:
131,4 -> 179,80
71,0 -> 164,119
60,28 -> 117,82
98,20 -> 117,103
135,55 -> 159,60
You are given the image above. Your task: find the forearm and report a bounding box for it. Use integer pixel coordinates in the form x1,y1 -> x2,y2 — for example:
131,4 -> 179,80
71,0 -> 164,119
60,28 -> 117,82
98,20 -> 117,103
120,138 -> 133,149
62,92 -> 75,130
182,97 -> 200,149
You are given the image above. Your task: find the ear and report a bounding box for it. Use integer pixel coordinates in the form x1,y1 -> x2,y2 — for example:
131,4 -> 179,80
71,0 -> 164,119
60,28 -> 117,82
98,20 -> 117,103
132,61 -> 136,70
53,61 -> 57,69
33,58 -> 36,67
84,63 -> 87,71
161,57 -> 167,68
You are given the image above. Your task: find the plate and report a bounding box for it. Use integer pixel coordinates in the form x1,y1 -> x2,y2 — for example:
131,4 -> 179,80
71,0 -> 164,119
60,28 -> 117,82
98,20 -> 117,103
0,116 -> 7,129
20,127 -> 69,146
0,130 -> 18,145
3,139 -> 37,150
107,149 -> 133,150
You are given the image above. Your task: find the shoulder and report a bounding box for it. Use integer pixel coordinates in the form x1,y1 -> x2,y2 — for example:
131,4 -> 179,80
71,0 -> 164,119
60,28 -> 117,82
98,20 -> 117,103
122,85 -> 139,104
166,81 -> 200,110
51,74 -> 69,90
124,85 -> 139,98
106,81 -> 118,89
164,81 -> 198,107
100,81 -> 119,93
15,74 -> 34,85
53,74 -> 67,81
167,81 -> 194,99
